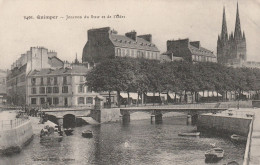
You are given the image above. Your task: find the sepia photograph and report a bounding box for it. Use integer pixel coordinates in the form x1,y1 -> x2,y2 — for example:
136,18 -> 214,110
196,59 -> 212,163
0,0 -> 260,164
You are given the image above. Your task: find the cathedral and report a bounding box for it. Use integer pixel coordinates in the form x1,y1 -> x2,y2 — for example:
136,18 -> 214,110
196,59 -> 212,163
217,3 -> 246,65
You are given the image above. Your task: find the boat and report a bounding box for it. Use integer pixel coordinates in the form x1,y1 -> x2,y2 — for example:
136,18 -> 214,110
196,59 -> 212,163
205,147 -> 224,162
82,130 -> 93,138
64,128 -> 74,136
40,125 -> 63,143
178,132 -> 200,137
231,134 -> 247,143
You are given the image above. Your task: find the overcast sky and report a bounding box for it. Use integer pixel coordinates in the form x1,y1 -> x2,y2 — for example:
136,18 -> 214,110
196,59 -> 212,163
0,0 -> 259,69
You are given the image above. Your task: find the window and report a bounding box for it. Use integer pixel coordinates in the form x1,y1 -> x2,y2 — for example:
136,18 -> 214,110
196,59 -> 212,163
53,98 -> 59,105
78,97 -> 85,104
122,49 -> 125,56
40,87 -> 45,94
47,77 -> 51,85
117,48 -> 121,56
78,85 -> 84,93
47,97 -> 52,105
40,77 -> 44,85
147,52 -> 150,59
47,87 -> 52,93
62,86 -> 68,93
31,98 -> 37,104
40,98 -> 45,104
86,97 -> 93,104
63,76 -> 67,85
86,86 -> 92,93
126,49 -> 130,56
54,77 -> 58,85
31,88 -> 36,94
131,50 -> 134,57
80,76 -> 85,82
53,87 -> 59,93
31,78 -> 36,86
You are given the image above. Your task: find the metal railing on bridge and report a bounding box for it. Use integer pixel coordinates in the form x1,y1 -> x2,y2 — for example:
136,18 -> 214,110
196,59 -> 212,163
0,118 -> 29,131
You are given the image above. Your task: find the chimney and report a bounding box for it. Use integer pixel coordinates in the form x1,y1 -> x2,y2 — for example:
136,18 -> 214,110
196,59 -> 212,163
125,31 -> 137,41
137,34 -> 152,42
190,41 -> 200,49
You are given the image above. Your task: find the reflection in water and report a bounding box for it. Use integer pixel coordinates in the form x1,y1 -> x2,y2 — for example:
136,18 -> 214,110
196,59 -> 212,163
0,117 -> 245,165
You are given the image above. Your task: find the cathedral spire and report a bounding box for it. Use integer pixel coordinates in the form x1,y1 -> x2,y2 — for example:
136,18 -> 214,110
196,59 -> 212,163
234,2 -> 242,39
221,7 -> 228,40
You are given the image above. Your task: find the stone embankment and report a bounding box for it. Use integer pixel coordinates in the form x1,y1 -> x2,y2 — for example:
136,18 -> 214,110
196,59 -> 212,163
0,118 -> 33,155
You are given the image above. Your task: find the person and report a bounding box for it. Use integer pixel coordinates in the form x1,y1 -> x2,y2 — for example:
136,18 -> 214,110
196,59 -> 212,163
40,129 -> 45,138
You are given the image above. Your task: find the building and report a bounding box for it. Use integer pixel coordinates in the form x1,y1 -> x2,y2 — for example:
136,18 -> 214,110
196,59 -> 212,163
82,27 -> 160,65
0,69 -> 7,105
27,64 -> 100,107
217,3 -> 246,65
6,47 -> 63,105
164,38 -> 217,63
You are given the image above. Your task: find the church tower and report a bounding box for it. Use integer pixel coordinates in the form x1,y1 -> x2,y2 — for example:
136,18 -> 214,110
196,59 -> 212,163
217,2 -> 246,65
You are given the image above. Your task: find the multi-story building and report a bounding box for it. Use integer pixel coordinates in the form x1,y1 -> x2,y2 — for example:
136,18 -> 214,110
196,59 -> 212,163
217,3 -> 246,65
82,27 -> 160,65
0,69 -> 7,105
164,38 -> 217,63
27,64 -> 99,107
6,47 -> 63,105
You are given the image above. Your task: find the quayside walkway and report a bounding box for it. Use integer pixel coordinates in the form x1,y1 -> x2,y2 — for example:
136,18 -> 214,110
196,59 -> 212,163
248,110 -> 260,165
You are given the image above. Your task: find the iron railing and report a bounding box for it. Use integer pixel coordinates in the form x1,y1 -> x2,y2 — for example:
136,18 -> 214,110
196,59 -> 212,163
0,118 -> 29,130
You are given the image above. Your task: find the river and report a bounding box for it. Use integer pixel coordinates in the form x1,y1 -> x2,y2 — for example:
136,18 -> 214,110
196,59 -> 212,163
0,116 -> 245,165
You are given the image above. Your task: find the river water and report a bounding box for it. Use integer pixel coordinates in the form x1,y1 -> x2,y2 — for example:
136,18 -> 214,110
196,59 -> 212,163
0,116 -> 245,165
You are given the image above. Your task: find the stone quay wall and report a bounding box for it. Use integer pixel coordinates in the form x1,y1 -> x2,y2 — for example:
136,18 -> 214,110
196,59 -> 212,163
197,113 -> 252,136
0,120 -> 34,154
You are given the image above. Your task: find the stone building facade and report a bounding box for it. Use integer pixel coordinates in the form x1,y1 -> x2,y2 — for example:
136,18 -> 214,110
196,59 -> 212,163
217,3 -> 246,65
0,69 -> 7,105
164,38 -> 217,63
27,65 -> 99,107
6,47 -> 63,105
82,27 -> 160,65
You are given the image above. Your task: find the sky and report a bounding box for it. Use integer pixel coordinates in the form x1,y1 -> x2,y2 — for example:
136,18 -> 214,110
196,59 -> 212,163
0,0 -> 259,70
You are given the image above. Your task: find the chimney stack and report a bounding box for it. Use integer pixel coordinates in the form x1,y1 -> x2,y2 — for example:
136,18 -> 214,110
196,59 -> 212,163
125,31 -> 137,41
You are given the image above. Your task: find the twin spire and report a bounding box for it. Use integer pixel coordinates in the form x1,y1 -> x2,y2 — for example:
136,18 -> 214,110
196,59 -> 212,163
220,2 -> 244,41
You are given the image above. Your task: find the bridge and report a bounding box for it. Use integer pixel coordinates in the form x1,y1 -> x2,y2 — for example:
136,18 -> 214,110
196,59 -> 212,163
120,104 -> 228,124
41,107 -> 100,128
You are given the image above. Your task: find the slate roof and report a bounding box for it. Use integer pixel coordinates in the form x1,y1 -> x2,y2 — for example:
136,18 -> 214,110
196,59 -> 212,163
28,65 -> 89,77
109,34 -> 160,52
188,45 -> 215,57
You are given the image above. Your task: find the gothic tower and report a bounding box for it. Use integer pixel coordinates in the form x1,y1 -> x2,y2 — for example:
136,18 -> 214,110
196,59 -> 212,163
217,2 -> 246,65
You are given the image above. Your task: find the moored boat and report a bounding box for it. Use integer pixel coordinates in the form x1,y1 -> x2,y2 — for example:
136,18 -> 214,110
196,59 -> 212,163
205,147 -> 224,162
231,134 -> 247,143
40,125 -> 63,143
82,130 -> 93,138
64,128 -> 74,136
178,132 -> 200,137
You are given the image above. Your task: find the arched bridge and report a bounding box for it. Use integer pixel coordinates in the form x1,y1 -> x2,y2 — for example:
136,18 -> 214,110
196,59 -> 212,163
41,107 -> 100,127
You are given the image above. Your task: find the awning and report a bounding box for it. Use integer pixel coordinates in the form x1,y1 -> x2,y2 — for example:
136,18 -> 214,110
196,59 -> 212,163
81,117 -> 99,125
129,93 -> 139,100
199,91 -> 222,97
168,93 -> 180,99
146,93 -> 160,96
120,93 -> 128,98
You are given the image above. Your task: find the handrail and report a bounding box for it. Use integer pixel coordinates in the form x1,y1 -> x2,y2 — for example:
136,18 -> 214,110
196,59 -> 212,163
243,115 -> 254,165
0,118 -> 29,130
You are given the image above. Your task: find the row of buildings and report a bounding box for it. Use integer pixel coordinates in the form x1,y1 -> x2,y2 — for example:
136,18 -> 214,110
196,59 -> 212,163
4,3 -> 253,107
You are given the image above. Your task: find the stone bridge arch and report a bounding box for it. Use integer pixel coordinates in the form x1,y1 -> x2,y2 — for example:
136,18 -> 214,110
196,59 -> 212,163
63,114 -> 76,128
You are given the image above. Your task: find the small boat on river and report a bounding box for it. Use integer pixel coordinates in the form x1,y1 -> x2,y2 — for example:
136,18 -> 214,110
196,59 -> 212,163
205,147 -> 224,162
231,134 -> 247,143
64,128 -> 74,136
178,132 -> 200,137
82,130 -> 93,138
40,126 -> 63,143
